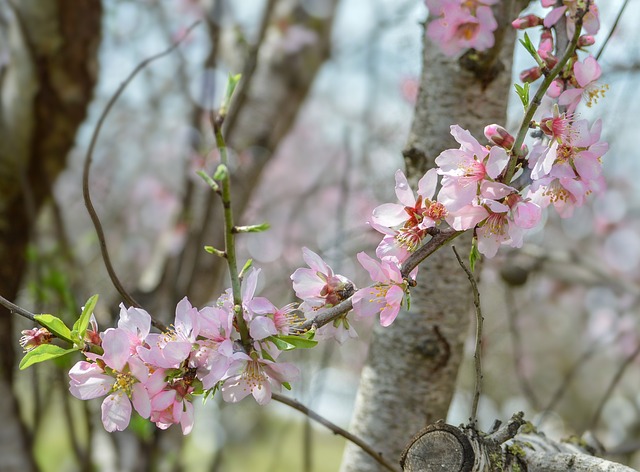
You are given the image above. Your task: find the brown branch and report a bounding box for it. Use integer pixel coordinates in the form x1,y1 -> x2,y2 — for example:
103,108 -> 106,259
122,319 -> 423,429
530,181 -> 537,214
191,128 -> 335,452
596,0 -> 629,61
452,246 -> 483,423
0,294 -> 36,323
271,393 -> 400,472
81,20 -> 200,323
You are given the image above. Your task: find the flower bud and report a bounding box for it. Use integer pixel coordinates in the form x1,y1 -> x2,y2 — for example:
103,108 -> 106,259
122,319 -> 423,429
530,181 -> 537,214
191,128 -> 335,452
19,327 -> 53,352
578,35 -> 596,47
512,14 -> 543,29
484,124 -> 515,149
541,0 -> 555,7
520,66 -> 542,83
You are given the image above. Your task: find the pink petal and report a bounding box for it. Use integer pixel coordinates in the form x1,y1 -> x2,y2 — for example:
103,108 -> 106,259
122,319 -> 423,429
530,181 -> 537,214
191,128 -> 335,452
101,392 -> 132,432
356,252 -> 387,283
249,316 -> 277,340
417,168 -> 438,200
543,6 -> 567,28
301,247 -> 331,274
102,328 -> 130,372
132,383 -> 151,418
372,203 -> 409,227
394,170 -> 416,207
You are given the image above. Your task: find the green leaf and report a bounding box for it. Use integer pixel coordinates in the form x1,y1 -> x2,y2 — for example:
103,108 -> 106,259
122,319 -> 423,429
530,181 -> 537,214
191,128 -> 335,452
34,314 -> 73,343
238,259 -> 253,280
220,73 -> 242,114
514,83 -> 530,108
519,32 -> 537,58
274,335 -> 318,350
233,223 -> 270,233
204,246 -> 226,257
267,336 -> 295,351
19,344 -> 77,370
469,238 -> 481,273
213,164 -> 228,181
72,294 -> 99,339
282,382 -> 292,390
196,170 -> 220,192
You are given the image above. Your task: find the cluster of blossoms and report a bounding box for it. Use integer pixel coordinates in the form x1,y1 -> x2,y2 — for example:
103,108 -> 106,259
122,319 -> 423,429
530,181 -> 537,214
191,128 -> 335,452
17,0 -> 610,438
425,0 -> 499,56
67,285 -> 299,433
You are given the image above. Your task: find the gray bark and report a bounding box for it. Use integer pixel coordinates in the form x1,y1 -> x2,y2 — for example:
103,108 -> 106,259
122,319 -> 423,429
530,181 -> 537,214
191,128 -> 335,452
340,2 -> 520,471
0,1 -> 101,470
401,420 -> 636,472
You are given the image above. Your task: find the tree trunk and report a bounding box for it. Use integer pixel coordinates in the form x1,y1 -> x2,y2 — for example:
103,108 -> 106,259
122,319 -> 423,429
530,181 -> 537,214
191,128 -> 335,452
0,1 -> 101,470
340,2 -> 520,471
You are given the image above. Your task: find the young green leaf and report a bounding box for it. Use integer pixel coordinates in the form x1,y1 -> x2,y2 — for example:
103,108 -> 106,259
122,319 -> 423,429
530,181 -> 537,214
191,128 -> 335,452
196,170 -> 220,192
204,246 -> 226,257
233,223 -> 271,233
19,344 -> 77,370
72,294 -> 99,339
34,314 -> 73,344
469,238 -> 481,273
275,335 -> 318,349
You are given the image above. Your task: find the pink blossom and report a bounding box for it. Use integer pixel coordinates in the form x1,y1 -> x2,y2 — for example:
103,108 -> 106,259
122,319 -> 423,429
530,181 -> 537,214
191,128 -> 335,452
221,353 -> 300,405
138,297 -> 199,369
351,252 -> 409,327
19,327 -> 52,351
246,299 -> 300,340
436,125 -> 509,211
558,56 -> 608,112
146,369 -> 195,435
315,315 -> 358,344
69,328 -> 152,432
370,169 -> 447,262
191,305 -> 235,389
426,2 -> 498,56
290,247 -> 354,310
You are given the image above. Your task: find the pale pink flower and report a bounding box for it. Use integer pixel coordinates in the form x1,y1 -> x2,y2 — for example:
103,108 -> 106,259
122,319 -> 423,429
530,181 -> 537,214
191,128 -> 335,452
543,1 -> 600,36
139,297 -> 199,369
371,169 -> 447,262
315,315 -> 358,344
436,125 -> 509,211
246,299 -> 300,340
191,305 -> 235,389
221,353 -> 300,405
146,369 -> 195,435
290,247 -> 354,310
427,1 -> 498,56
69,328 -> 152,432
351,252 -> 410,327
559,56 -> 608,112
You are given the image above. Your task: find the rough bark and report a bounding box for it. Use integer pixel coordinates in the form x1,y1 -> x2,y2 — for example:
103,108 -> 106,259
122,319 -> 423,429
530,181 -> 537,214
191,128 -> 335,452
340,3 -> 520,471
401,418 -> 636,472
0,1 -> 101,470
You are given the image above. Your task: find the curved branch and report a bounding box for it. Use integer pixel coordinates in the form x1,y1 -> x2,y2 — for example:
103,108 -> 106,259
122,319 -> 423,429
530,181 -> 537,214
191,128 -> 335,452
272,393 -> 400,472
82,21 -> 200,318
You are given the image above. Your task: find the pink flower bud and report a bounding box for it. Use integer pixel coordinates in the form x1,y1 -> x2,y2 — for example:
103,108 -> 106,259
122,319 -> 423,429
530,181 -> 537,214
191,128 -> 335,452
484,124 -> 515,149
578,35 -> 595,47
19,327 -> 53,351
541,0 -> 555,7
520,66 -> 542,83
512,14 -> 543,29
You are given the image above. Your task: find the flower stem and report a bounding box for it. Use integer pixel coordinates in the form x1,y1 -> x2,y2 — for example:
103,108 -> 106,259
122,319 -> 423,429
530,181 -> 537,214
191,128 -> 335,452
505,6 -> 588,183
213,118 -> 251,348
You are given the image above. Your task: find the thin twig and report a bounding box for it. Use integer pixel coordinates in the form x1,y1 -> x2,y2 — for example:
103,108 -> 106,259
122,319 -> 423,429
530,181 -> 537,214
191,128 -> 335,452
452,246 -> 483,423
505,287 -> 541,410
590,342 -> 640,431
596,0 -> 629,61
537,342 -> 600,427
271,393 -> 400,472
0,294 -> 37,322
81,21 -> 200,319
